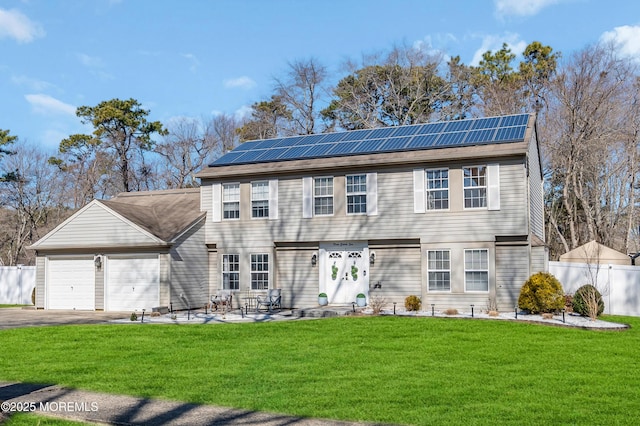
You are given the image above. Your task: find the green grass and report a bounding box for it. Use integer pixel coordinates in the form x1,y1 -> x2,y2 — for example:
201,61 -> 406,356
1,316 -> 639,425
3,413 -> 93,426
0,304 -> 29,308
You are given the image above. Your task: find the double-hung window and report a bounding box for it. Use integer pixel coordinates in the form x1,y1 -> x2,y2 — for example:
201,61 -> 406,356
463,166 -> 487,208
426,169 -> 449,210
222,183 -> 240,219
346,174 -> 367,214
251,181 -> 269,218
251,254 -> 269,290
465,249 -> 489,292
427,250 -> 451,291
314,177 -> 333,216
222,254 -> 239,290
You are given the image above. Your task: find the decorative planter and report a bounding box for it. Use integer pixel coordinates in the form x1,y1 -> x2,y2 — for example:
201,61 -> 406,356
318,294 -> 328,306
356,295 -> 366,307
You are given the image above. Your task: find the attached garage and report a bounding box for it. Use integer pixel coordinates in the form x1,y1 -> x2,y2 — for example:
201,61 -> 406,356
29,188 -> 208,312
47,257 -> 95,310
105,256 -> 159,311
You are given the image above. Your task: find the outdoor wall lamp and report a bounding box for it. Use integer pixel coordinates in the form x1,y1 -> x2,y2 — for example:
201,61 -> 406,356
311,253 -> 317,266
94,255 -> 102,270
369,252 -> 376,265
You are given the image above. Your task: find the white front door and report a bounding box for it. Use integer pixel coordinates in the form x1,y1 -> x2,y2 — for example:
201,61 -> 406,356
320,242 -> 369,304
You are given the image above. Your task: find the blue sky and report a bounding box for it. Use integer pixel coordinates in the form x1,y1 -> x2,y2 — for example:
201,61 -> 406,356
2,0 -> 640,150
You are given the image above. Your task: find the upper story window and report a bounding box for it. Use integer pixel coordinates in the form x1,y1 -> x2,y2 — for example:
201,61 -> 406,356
427,250 -> 451,291
426,169 -> 449,210
222,254 -> 239,290
463,166 -> 487,208
346,174 -> 367,214
314,177 -> 334,216
465,249 -> 489,292
251,181 -> 269,218
222,183 -> 240,220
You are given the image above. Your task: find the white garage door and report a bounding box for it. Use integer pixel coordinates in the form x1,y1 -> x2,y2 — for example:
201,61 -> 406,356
47,258 -> 95,310
106,256 -> 159,311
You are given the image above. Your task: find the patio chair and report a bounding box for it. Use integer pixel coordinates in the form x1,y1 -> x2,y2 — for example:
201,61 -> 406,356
210,290 -> 233,313
256,289 -> 281,312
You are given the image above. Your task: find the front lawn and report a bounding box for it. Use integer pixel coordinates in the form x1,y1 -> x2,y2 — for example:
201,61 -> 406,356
1,316 -> 638,425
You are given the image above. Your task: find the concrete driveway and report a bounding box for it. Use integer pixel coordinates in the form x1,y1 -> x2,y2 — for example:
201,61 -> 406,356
0,308 -> 129,330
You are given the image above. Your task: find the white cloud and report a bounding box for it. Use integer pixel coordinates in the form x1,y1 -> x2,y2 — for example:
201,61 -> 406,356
600,25 -> 640,62
494,0 -> 561,18
470,33 -> 528,66
25,94 -> 76,116
77,53 -> 104,68
223,76 -> 257,90
234,105 -> 253,120
181,53 -> 200,73
11,75 -> 55,91
0,8 -> 45,43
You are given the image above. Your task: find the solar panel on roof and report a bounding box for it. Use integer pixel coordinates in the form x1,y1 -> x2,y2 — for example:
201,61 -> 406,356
304,143 -> 334,157
342,129 -> 373,141
255,147 -> 290,161
407,134 -> 439,149
380,136 -> 411,151
443,120 -> 473,132
319,132 -> 348,143
494,125 -> 527,141
471,117 -> 501,130
417,122 -> 446,134
208,113 -> 532,167
281,145 -> 312,159
368,127 -> 398,139
393,125 -> 423,137
464,128 -> 498,143
354,138 -> 386,153
328,141 -> 360,155
437,131 -> 467,145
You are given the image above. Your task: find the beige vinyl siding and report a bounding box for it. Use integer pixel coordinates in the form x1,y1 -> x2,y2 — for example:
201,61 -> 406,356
35,255 -> 45,308
169,221 -> 208,310
368,246 -> 421,302
531,245 -> 548,274
276,248 -> 318,308
495,245 -> 529,311
528,133 -> 545,241
203,160 -> 529,246
36,203 -> 159,248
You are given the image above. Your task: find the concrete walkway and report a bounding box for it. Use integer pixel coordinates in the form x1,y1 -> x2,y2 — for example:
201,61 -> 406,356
0,381 -> 374,425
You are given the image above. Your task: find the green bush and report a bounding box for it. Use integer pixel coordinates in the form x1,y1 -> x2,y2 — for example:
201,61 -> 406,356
404,295 -> 421,311
130,312 -> 138,321
572,284 -> 604,318
517,272 -> 564,314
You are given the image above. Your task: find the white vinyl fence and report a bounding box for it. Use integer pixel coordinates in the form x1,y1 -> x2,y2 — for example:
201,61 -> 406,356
549,261 -> 640,316
0,265 -> 36,305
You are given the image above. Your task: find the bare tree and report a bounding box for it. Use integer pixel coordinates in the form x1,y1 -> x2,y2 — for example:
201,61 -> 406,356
0,144 -> 67,265
273,58 -> 329,135
542,42 -> 638,257
156,115 -> 239,188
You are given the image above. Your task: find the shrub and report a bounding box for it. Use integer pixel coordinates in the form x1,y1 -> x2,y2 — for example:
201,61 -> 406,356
318,293 -> 327,297
572,284 -> 604,319
517,272 -> 564,314
443,308 -> 458,315
130,312 -> 138,321
369,295 -> 386,315
404,295 -> 421,311
564,294 -> 574,313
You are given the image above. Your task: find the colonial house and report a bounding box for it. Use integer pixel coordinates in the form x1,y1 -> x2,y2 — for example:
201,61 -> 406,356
31,113 -> 546,312
195,113 -> 546,312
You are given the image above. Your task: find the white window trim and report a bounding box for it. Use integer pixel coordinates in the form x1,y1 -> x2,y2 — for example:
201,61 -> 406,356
463,165 -> 488,210
302,177 -> 312,218
222,182 -> 240,221
250,253 -> 270,290
268,179 -> 279,220
251,181 -> 270,219
487,164 -> 500,211
346,174 -> 367,216
366,172 -> 378,216
313,176 -> 334,217
425,168 -> 450,212
464,249 -> 489,293
413,169 -> 425,213
427,249 -> 451,293
222,254 -> 240,291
